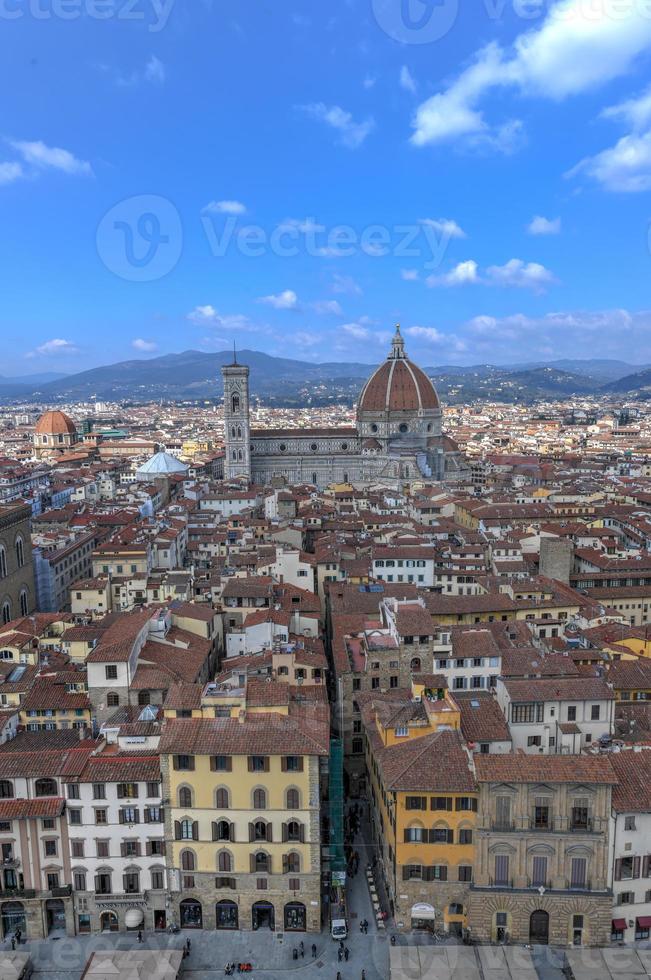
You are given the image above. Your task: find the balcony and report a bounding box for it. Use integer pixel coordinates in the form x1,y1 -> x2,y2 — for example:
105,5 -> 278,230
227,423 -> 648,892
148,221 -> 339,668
2,857 -> 20,869
570,819 -> 593,833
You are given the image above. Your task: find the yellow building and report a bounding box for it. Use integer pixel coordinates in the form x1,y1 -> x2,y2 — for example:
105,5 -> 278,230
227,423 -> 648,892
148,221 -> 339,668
360,680 -> 477,936
159,677 -> 329,933
19,675 -> 92,731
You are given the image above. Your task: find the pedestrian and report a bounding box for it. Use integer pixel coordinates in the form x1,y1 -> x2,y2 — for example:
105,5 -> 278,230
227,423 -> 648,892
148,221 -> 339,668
292,948 -> 298,961
186,938 -> 191,952
10,938 -> 15,951
338,947 -> 343,962
337,974 -> 342,980
137,929 -> 143,943
361,972 -> 366,980
299,940 -> 304,957
311,943 -> 317,958
344,946 -> 350,961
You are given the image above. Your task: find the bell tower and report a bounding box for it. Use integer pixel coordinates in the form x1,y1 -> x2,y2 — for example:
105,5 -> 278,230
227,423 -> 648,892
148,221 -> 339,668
221,351 -> 251,481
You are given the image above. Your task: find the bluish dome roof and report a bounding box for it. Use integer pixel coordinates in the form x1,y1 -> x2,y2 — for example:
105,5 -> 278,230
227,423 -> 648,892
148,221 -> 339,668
136,451 -> 188,477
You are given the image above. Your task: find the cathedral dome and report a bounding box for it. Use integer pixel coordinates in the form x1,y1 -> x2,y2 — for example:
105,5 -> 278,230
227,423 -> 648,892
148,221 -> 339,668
34,410 -> 77,436
357,326 -> 440,415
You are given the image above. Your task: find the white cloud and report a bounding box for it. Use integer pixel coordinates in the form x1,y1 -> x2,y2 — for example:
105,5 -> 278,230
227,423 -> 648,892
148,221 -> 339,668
401,269 -> 420,281
419,217 -> 467,239
293,331 -> 320,348
277,217 -> 324,234
569,85 -> 651,191
528,215 -> 561,235
400,65 -> 417,95
186,306 -> 255,331
0,162 -> 23,185
341,322 -> 370,340
204,199 -> 247,215
144,55 -> 165,84
411,0 -> 651,149
259,289 -> 299,310
363,75 -> 377,90
28,338 -> 79,358
427,260 -> 480,287
331,273 -> 362,295
10,140 -> 92,176
405,325 -> 444,343
603,84 -> 651,129
299,103 -> 375,149
486,258 -> 556,292
132,338 -> 158,352
312,299 -> 343,316
426,257 -> 556,291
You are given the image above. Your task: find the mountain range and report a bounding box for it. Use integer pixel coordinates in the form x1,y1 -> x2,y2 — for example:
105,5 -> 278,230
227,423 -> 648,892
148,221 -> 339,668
1,350 -> 649,406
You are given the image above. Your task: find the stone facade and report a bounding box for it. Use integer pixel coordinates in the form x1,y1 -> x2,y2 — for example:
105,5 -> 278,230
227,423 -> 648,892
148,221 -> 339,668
0,503 -> 35,624
222,328 -> 468,489
468,768 -> 614,946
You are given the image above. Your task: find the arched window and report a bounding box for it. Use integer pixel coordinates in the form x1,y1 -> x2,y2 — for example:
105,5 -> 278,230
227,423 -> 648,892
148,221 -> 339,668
286,820 -> 302,842
231,426 -> 236,439
253,820 -> 268,841
286,788 -> 300,810
19,590 -> 28,617
410,657 -> 422,671
232,450 -> 237,461
284,852 -> 300,873
180,818 -> 195,840
1,602 -> 11,625
312,473 -> 317,485
231,393 -> 240,413
15,537 -> 24,569
179,787 -> 193,808
0,780 -> 13,799
214,820 -> 231,842
35,778 -> 57,797
237,426 -> 242,439
217,850 -> 232,873
180,849 -> 196,871
0,548 -> 6,579
253,788 -> 267,810
107,692 -> 120,707
237,450 -> 243,461
215,788 -> 229,809
254,851 -> 269,873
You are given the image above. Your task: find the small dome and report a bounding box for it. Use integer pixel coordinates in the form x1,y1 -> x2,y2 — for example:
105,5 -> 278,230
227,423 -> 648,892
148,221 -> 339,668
357,326 -> 440,414
34,410 -> 77,436
136,451 -> 188,477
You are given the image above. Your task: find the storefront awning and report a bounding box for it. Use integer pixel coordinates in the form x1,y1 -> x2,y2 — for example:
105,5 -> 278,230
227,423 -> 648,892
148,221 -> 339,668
636,916 -> 651,928
612,919 -> 627,931
411,903 -> 436,921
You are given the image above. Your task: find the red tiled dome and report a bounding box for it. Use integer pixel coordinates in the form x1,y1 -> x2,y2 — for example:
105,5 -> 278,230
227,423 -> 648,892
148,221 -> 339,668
34,410 -> 77,436
358,358 -> 439,413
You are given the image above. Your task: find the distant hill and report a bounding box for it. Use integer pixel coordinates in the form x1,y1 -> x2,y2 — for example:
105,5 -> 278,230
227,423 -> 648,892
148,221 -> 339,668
506,359 -> 641,383
603,368 -> 651,396
0,349 -> 646,406
0,371 -> 69,385
4,350 -> 375,406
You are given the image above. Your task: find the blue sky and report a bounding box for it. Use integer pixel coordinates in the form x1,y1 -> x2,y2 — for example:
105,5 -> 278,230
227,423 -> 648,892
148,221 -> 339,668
2,0 -> 651,374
